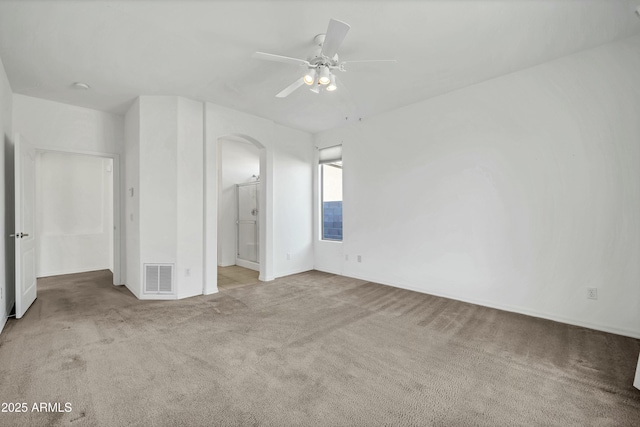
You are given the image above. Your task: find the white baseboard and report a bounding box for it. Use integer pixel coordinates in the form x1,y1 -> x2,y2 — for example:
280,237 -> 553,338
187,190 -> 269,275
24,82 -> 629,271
124,283 -> 140,299
343,272 -> 640,340
313,266 -> 343,276
236,259 -> 259,271
38,266 -> 112,278
275,267 -> 314,279
0,313 -> 6,336
178,289 -> 203,300
139,293 -> 177,301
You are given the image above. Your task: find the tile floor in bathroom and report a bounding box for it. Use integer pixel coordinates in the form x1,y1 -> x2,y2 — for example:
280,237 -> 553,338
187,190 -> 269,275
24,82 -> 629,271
217,265 -> 260,290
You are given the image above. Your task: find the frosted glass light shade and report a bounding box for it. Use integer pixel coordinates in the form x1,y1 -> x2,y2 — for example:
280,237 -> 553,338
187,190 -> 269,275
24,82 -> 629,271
327,74 -> 337,91
318,66 -> 331,85
304,69 -> 317,85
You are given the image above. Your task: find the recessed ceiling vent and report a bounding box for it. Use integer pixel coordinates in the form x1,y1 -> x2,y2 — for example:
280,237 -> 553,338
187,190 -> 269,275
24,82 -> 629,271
144,264 -> 174,295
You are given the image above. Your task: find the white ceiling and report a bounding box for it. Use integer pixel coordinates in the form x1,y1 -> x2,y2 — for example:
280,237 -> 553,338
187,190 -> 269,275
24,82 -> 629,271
1,0 -> 639,133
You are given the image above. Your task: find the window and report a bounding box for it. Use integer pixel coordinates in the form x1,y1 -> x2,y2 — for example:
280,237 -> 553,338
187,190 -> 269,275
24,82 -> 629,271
319,145 -> 342,241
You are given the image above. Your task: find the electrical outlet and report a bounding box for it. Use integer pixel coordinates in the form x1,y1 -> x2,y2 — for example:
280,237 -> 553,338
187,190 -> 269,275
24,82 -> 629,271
286,253 -> 291,260
185,268 -> 191,277
587,287 -> 598,300
357,255 -> 362,263
345,254 -> 349,261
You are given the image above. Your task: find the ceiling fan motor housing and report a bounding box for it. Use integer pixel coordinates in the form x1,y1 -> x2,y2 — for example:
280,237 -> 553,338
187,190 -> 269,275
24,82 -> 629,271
308,34 -> 339,69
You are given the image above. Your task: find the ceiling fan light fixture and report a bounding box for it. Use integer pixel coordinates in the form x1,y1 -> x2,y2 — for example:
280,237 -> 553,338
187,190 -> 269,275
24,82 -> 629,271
326,74 -> 337,91
253,18 -> 396,99
318,66 -> 331,85
303,68 -> 317,85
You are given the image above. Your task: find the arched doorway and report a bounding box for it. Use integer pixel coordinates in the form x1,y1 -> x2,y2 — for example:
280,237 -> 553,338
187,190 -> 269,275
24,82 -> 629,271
217,136 -> 260,289
203,132 -> 273,294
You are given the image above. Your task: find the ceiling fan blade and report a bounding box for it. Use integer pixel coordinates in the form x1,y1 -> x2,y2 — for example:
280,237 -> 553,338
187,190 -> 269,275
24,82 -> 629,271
339,59 -> 397,71
276,78 -> 305,98
342,59 -> 397,64
252,52 -> 310,67
321,19 -> 350,58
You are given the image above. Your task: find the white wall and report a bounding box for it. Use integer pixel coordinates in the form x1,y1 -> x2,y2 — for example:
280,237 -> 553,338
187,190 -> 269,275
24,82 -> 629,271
125,99 -> 140,297
35,152 -> 113,277
126,96 -> 204,300
218,138 -> 260,267
0,55 -> 13,333
272,124 -> 314,278
314,35 -> 640,338
12,94 -> 125,285
138,96 -> 178,297
13,95 -> 124,155
175,97 -> 204,299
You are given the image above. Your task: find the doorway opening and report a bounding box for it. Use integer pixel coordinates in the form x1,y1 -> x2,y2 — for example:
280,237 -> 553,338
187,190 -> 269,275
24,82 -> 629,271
236,181 -> 260,268
217,136 -> 261,291
35,151 -> 117,281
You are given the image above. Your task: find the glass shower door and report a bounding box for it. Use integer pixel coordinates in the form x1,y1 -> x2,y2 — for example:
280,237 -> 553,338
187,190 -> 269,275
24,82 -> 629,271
237,183 -> 259,263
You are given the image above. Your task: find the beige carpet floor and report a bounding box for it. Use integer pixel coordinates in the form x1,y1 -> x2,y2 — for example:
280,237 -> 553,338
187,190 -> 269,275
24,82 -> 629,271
0,269 -> 639,426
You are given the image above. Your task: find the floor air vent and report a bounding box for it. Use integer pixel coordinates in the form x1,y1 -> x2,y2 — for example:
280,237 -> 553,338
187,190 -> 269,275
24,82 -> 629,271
144,264 -> 174,295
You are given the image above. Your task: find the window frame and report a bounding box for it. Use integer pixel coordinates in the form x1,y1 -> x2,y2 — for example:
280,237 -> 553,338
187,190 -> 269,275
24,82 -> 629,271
319,151 -> 343,242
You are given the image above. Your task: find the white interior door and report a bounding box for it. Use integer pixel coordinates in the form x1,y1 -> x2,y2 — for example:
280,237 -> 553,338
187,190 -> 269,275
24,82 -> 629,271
14,133 -> 37,319
635,354 -> 640,390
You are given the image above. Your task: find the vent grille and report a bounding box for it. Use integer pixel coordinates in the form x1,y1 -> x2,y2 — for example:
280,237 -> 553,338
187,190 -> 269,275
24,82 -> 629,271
144,264 -> 174,294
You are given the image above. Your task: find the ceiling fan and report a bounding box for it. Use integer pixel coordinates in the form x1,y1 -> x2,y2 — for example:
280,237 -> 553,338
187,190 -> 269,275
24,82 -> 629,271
252,18 -> 396,98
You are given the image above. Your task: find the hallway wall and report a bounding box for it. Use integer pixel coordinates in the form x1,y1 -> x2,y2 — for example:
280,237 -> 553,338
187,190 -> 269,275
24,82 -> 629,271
12,94 -> 125,285
35,152 -> 113,277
